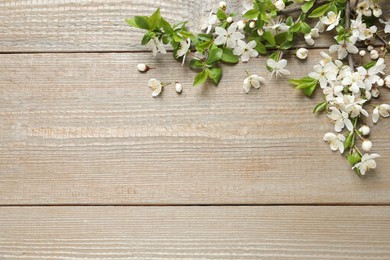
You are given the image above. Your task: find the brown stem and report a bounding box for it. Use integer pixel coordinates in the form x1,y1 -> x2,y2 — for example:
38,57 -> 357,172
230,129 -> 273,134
345,0 -> 355,70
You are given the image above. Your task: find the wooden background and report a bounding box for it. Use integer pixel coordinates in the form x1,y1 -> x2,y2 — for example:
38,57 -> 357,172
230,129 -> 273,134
0,0 -> 390,259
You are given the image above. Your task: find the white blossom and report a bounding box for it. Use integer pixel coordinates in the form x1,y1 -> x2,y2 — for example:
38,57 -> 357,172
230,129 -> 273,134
321,11 -> 340,31
323,132 -> 346,153
148,78 -> 163,97
148,37 -> 167,56
201,11 -> 218,34
373,104 -> 390,123
274,0 -> 285,11
327,107 -> 353,132
176,38 -> 191,65
214,23 -> 245,48
329,39 -> 359,60
267,59 -> 290,78
243,75 -> 265,93
137,63 -> 149,73
353,153 -> 380,175
309,62 -> 338,89
233,40 -> 258,62
379,18 -> 390,34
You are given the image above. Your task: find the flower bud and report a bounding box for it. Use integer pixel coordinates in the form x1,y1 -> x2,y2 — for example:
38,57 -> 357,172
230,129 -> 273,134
257,29 -> 264,36
371,87 -> 380,98
377,78 -> 384,87
175,82 -> 183,93
237,20 -> 246,30
367,45 -> 374,51
385,75 -> 390,88
370,50 -> 379,60
359,125 -> 370,136
226,17 -> 233,23
362,140 -> 373,152
219,1 -> 227,9
137,63 -> 150,73
359,50 -> 366,56
249,21 -> 256,28
296,48 -> 308,60
274,0 -> 285,10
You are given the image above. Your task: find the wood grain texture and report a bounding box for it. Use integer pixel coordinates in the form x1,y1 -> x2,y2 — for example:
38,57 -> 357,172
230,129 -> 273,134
0,0 -> 388,52
1,50 -> 390,205
1,206 -> 390,259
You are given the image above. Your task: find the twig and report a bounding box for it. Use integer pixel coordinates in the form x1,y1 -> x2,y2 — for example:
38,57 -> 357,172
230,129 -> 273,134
279,0 -> 328,15
345,0 -> 355,70
375,33 -> 388,47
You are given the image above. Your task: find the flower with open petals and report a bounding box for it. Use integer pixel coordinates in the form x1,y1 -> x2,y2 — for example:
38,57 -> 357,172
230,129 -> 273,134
353,153 -> 380,175
214,23 -> 245,48
323,132 -> 346,153
233,40 -> 258,62
309,62 -> 338,88
372,104 -> 390,123
243,75 -> 265,93
148,78 -> 163,97
329,39 -> 358,60
320,11 -> 340,31
148,37 -> 167,57
267,59 -> 290,78
201,11 -> 218,34
379,18 -> 390,33
176,38 -> 191,65
327,107 -> 353,132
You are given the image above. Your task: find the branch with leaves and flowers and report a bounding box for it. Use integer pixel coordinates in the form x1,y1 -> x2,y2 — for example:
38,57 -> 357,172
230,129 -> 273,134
126,0 -> 390,176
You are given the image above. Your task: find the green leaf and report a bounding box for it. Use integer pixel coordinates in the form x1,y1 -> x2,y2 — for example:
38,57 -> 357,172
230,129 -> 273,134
363,61 -> 377,69
243,9 -> 259,20
193,70 -> 209,86
289,77 -> 319,97
160,18 -> 174,34
300,22 -> 311,35
207,47 -> 223,64
309,3 -> 331,18
221,48 -> 239,63
141,31 -> 155,45
262,31 -> 275,46
255,41 -> 267,54
208,68 -> 223,85
149,8 -> 161,28
134,16 -> 150,30
289,22 -> 301,33
313,101 -> 327,113
189,59 -> 204,69
301,0 -> 315,13
216,8 -> 228,20
125,18 -> 137,28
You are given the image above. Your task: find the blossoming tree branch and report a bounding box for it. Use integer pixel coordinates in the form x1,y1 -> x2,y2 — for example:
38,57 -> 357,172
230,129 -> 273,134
126,0 -> 390,176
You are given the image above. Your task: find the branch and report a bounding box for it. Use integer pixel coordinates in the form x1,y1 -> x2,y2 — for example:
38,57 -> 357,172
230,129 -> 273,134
345,0 -> 355,70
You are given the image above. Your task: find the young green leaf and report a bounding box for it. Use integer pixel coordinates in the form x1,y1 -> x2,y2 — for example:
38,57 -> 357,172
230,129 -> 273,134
160,18 -> 174,34
344,132 -> 355,150
141,32 -> 155,45
193,70 -> 209,86
301,0 -> 315,13
149,8 -> 161,28
309,3 -> 331,18
208,68 -> 223,85
207,47 -> 223,64
221,48 -> 239,63
262,31 -> 275,46
134,16 -> 150,30
216,8 -> 228,20
125,18 -> 137,28
243,9 -> 259,20
313,101 -> 327,113
189,59 -> 204,69
347,153 -> 361,166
